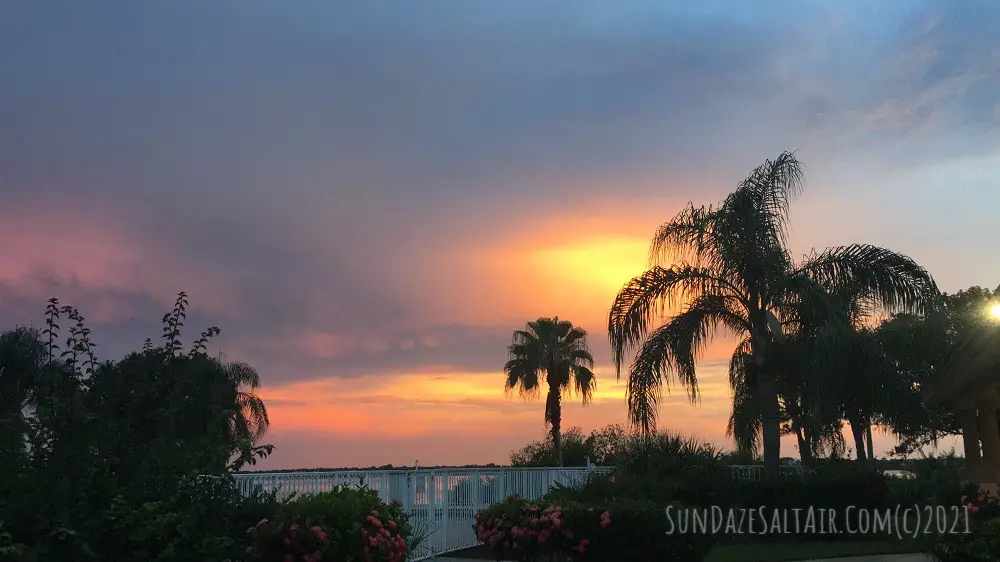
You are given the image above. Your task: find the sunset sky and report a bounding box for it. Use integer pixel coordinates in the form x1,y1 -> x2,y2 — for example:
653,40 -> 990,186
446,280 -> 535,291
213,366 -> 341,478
2,1 -> 997,469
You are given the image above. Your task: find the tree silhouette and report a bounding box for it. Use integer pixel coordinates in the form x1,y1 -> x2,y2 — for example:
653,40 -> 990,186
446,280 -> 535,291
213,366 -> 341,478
609,151 -> 937,480
504,317 -> 596,466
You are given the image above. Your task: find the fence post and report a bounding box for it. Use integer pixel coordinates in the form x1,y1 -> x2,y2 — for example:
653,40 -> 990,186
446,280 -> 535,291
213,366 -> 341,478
440,470 -> 448,558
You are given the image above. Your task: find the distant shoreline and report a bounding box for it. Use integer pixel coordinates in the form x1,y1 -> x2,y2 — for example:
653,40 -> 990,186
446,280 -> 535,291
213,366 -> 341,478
236,457 -> 931,474
237,464 -> 507,473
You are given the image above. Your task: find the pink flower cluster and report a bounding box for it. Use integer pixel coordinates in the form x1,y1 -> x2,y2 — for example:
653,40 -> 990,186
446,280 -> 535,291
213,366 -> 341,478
247,519 -> 329,561
474,498 -> 610,557
361,508 -> 407,562
962,490 -> 1000,516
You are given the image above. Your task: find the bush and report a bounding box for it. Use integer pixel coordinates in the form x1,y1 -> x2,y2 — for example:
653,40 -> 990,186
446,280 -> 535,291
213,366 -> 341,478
958,489 -> 1000,522
712,464 -> 892,543
932,516 -> 1000,561
474,494 -> 712,562
0,472 -> 279,562
886,454 -> 964,506
102,475 -> 279,561
511,428 -> 595,467
542,432 -> 730,508
727,463 -> 890,511
246,486 -> 417,562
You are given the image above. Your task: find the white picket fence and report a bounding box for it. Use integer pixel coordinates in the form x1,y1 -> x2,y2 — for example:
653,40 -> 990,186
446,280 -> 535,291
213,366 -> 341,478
233,466 -> 613,560
232,465 -> 808,559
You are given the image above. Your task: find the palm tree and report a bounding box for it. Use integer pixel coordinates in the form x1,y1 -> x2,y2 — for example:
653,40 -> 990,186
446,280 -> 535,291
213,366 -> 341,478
504,317 -> 596,466
224,360 -> 270,444
608,151 -> 938,480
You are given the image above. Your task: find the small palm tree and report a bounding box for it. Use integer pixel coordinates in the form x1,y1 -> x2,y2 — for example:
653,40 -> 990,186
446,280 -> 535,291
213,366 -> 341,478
224,360 -> 270,444
504,317 -> 596,466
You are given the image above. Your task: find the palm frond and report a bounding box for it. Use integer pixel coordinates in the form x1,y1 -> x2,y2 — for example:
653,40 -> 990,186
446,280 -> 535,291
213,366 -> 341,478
649,203 -> 720,267
224,361 -> 261,390
571,365 -> 596,405
727,365 -> 761,458
608,265 -> 745,378
235,391 -> 270,441
795,244 -> 939,316
727,150 -> 805,249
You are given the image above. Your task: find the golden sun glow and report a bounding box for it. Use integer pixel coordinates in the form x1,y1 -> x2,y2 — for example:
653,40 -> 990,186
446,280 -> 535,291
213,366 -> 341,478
990,303 -> 1000,319
527,237 -> 650,293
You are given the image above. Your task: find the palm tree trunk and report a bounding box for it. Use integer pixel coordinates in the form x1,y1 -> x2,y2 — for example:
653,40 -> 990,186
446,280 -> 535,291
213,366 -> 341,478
546,387 -> 563,467
751,328 -> 781,481
846,412 -> 869,469
796,426 -> 814,465
865,424 -> 875,462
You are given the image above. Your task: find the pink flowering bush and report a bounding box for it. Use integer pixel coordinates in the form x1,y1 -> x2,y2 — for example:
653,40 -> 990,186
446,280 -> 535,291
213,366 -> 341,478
474,494 -> 711,562
961,489 -> 1000,520
245,486 -> 415,562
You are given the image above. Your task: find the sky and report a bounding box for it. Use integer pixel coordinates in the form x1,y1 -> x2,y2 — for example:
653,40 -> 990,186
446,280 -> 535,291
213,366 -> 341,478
2,1 -> 998,469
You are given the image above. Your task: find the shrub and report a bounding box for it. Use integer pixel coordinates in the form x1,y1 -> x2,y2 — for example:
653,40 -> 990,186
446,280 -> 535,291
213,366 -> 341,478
690,463 -> 895,545
97,475 -> 279,562
885,455 -> 964,506
932,516 -> 1000,561
511,428 -> 594,467
727,463 -> 890,512
474,494 -> 712,562
543,432 -> 730,507
246,486 -> 416,562
962,490 -> 1000,521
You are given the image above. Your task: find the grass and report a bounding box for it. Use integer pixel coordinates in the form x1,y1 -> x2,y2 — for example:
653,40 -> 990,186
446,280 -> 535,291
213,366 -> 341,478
705,539 -> 928,562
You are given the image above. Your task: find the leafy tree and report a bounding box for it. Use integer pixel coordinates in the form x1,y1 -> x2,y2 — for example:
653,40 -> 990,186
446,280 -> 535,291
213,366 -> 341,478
0,326 -> 46,464
504,317 -> 596,466
608,151 -> 938,480
0,292 -> 275,560
510,427 -> 592,467
880,285 -> 1000,456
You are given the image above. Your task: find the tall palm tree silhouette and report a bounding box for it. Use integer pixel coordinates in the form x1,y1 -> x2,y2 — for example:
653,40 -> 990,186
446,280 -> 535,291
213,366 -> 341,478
504,317 -> 596,466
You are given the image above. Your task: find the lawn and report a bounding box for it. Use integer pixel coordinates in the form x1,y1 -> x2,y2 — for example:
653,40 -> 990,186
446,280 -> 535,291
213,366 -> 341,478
705,539 -> 927,562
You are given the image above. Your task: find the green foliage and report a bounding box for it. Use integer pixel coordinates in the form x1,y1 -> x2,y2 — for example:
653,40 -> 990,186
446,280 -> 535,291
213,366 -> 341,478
511,428 -> 593,467
932,517 -> 1000,562
727,463 -> 889,512
885,454 -> 965,506
881,285 -> 1000,455
247,487 -> 417,562
475,495 -> 712,562
0,293 -> 276,561
515,428 -> 730,506
95,476 -> 279,562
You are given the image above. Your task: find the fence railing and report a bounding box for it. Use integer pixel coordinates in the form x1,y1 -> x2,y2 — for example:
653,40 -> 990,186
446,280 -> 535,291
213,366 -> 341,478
234,466 -> 613,560
728,464 -> 809,483
233,464 -> 812,559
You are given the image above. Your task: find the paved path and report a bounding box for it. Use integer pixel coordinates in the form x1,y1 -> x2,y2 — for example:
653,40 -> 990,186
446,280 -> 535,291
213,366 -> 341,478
439,553 -> 936,562
788,554 -> 935,562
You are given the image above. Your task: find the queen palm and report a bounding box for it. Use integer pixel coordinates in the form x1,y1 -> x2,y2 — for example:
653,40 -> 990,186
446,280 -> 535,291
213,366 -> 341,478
504,317 -> 596,467
608,151 -> 937,480
224,360 -> 270,444
728,287 -> 891,467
